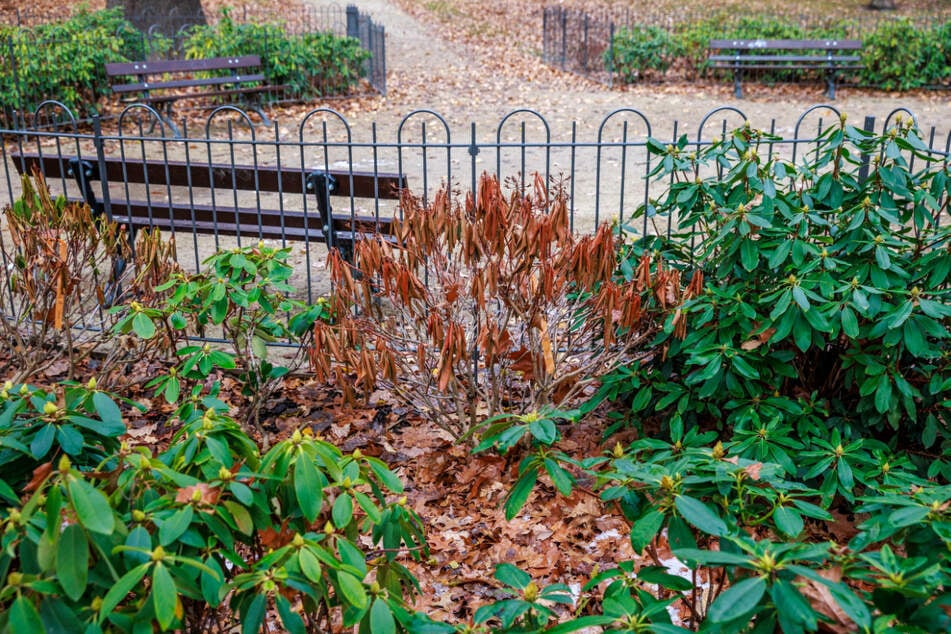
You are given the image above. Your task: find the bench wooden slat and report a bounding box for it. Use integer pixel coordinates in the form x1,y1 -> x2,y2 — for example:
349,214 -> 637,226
108,200 -> 395,235
105,55 -> 264,78
708,55 -> 861,63
111,74 -> 268,94
13,152 -> 405,200
708,39 -> 862,50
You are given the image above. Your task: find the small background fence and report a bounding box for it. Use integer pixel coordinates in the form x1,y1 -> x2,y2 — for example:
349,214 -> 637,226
0,3 -> 386,127
2,102 -> 948,304
541,5 -> 951,87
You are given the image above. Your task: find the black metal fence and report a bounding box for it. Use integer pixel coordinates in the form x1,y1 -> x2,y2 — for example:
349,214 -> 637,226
2,102 -> 949,304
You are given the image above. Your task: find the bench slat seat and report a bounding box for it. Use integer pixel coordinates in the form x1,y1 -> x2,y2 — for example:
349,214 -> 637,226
707,39 -> 863,99
708,55 -> 861,64
110,74 -> 269,95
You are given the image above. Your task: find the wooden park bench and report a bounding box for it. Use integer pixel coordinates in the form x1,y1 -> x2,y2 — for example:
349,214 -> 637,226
11,150 -> 405,267
105,56 -> 286,136
707,39 -> 863,99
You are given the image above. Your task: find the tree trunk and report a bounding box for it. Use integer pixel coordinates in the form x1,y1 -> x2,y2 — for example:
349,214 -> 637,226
868,0 -> 897,10
106,0 -> 206,36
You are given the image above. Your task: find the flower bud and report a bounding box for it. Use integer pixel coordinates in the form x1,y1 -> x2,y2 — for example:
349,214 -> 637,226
524,581 -> 539,602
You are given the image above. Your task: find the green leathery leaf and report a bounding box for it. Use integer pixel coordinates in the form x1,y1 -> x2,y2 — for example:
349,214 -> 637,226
336,570 -> 368,610
707,576 -> 766,623
675,495 -> 728,536
67,477 -> 114,535
369,597 -> 396,634
152,562 -> 178,631
630,509 -> 666,554
57,523 -> 89,601
294,456 -> 323,523
504,467 -> 538,521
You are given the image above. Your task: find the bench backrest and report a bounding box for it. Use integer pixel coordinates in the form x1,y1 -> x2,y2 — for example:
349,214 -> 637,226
13,152 -> 403,201
105,56 -> 265,93
709,39 -> 862,51
11,150 -> 405,259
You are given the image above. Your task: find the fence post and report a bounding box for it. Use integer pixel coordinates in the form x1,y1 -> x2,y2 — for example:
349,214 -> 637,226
379,22 -> 387,96
582,13 -> 589,70
857,115 -> 876,184
608,22 -> 615,88
542,8 -> 548,64
6,36 -> 25,131
346,5 -> 359,40
560,8 -> 567,70
92,116 -> 112,222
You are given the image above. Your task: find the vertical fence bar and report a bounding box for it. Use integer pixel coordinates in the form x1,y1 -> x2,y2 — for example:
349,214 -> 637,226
560,9 -> 567,70
542,8 -> 549,64
92,116 -> 112,222
857,115 -> 876,184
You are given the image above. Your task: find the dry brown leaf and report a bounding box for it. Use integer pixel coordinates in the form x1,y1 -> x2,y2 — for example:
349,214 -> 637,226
798,567 -> 856,634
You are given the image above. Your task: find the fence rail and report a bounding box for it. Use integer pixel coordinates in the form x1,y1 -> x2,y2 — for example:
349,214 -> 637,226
2,103 -> 949,304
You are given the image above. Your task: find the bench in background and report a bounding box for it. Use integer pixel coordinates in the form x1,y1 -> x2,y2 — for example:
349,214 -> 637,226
707,39 -> 863,99
12,151 -> 405,267
105,56 -> 286,136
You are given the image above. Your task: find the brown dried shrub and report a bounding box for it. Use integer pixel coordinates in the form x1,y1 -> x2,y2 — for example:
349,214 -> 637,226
311,173 -> 692,438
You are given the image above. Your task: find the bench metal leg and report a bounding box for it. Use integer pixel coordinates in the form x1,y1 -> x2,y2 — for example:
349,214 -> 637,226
733,69 -> 743,99
826,72 -> 836,100
246,104 -> 274,128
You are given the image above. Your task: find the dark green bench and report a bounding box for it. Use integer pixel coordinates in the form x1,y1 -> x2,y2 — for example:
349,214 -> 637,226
708,39 -> 863,99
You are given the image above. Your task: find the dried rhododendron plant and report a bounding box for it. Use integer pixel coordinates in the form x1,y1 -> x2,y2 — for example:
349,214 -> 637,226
311,173 -> 692,438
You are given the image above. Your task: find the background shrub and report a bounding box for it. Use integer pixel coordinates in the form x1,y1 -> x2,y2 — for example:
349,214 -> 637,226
862,18 -> 951,89
182,12 -> 369,97
605,25 -> 684,82
0,7 -> 369,118
608,14 -> 951,90
0,7 -> 151,116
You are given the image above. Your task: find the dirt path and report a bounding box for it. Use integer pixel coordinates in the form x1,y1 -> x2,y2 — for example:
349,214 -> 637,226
307,0 -> 951,141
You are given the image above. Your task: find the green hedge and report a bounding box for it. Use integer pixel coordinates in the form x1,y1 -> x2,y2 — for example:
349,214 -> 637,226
182,11 -> 369,98
0,8 -> 370,120
0,8 -> 152,116
609,14 -> 951,90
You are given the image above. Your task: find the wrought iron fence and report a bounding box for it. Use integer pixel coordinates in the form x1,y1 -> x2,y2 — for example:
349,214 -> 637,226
2,102 -> 949,306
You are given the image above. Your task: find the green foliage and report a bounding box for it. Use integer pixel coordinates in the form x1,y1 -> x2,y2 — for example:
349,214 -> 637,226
609,14 -> 951,90
0,381 -> 133,494
115,242 -> 322,432
0,8 -> 161,116
0,6 -> 368,117
606,25 -> 684,82
861,19 -> 951,90
182,11 -> 369,97
606,118 -> 951,478
580,427 -> 946,632
472,408 -> 578,520
0,384 -> 427,633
